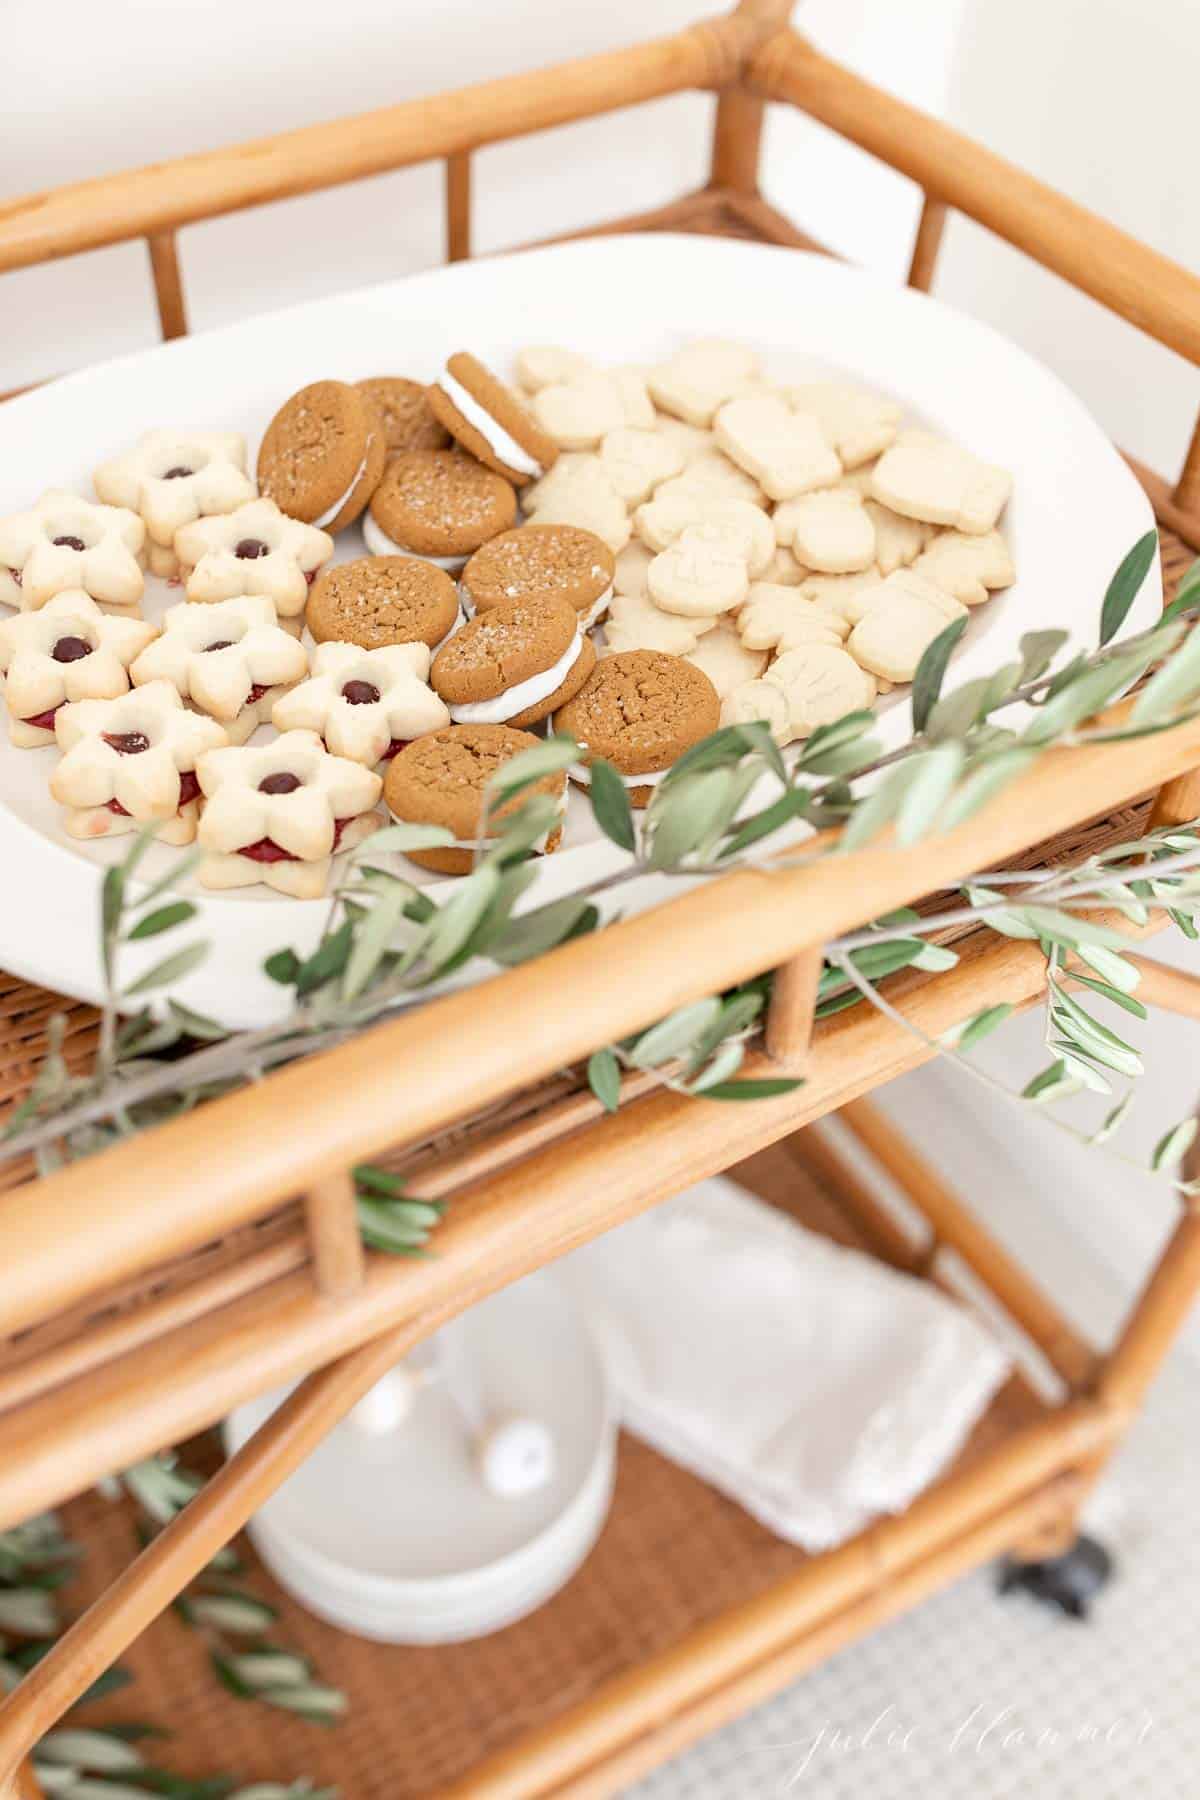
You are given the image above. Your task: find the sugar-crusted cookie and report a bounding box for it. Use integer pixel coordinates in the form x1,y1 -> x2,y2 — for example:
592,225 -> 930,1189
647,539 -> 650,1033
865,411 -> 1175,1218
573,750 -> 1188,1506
431,596 -> 594,729
257,382 -> 384,533
774,488 -> 876,574
0,592 -> 157,747
0,492 -> 146,613
861,498 -> 932,577
613,539 -> 654,600
871,440 -> 1011,535
683,619 -> 767,699
51,679 -> 227,843
598,428 -> 684,506
384,723 -> 566,875
736,582 -> 849,653
94,431 -> 255,550
554,648 -> 720,808
460,524 -> 614,627
647,524 -> 750,619
713,393 -> 841,502
174,498 -> 333,624
531,372 -> 628,451
272,641 -> 450,766
522,457 -> 630,555
365,450 -> 517,570
911,529 -> 1016,606
647,341 -> 759,427
785,382 -> 902,469
514,346 -> 596,393
758,644 -> 877,742
635,493 -> 773,576
129,595 -> 307,743
196,730 -> 382,897
846,570 -> 967,682
601,589 -> 716,657
719,678 -> 793,745
307,556 -> 460,652
429,352 -> 558,487
355,377 -> 450,458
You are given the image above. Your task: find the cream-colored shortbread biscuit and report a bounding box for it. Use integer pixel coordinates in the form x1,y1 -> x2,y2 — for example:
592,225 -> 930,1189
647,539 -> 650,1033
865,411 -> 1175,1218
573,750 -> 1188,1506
764,644 -> 878,737
786,381 -> 902,469
635,494 -> 773,576
846,571 -> 967,682
94,431 -> 255,548
515,346 -> 596,393
714,394 -> 841,502
720,678 -> 793,745
130,595 -> 308,742
911,529 -> 1016,606
683,619 -> 768,699
272,641 -> 450,765
862,498 -> 933,576
613,539 -> 654,599
653,451 -> 766,510
175,497 -> 334,619
647,341 -> 759,428
792,569 -> 887,625
774,488 -> 876,574
0,592 -> 157,747
871,440 -> 1012,535
653,417 -> 713,465
736,583 -> 849,653
612,368 -> 657,429
601,590 -> 716,656
759,545 -> 808,587
521,453 -> 605,515
531,482 -> 630,555
647,524 -> 751,619
0,491 -> 145,612
531,374 -> 627,450
599,429 -> 684,506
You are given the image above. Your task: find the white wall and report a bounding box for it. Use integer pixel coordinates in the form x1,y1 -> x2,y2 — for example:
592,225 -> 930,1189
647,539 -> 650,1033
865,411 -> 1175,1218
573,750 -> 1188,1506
5,0 -> 1199,1331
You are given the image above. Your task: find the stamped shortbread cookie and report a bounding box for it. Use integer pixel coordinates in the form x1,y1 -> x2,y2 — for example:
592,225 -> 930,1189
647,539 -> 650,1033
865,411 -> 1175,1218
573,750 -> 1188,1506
612,368 -> 657,430
130,595 -> 308,743
786,382 -> 902,469
648,341 -> 759,427
846,570 -> 967,682
759,545 -> 808,587
613,540 -> 654,599
774,488 -> 876,574
599,428 -> 684,506
683,619 -> 767,699
515,346 -> 596,393
272,641 -> 450,765
602,590 -> 716,657
94,431 -> 255,548
736,583 -> 849,653
635,493 -> 773,576
764,645 -> 878,737
862,498 -> 933,577
653,417 -> 713,465
647,524 -> 751,619
524,458 -> 630,554
719,678 -> 793,745
714,394 -> 841,502
175,498 -> 334,621
0,492 -> 146,613
653,451 -> 765,510
0,592 -> 157,747
531,373 -> 627,450
911,529 -> 1016,606
871,440 -> 1012,535
51,679 -> 227,844
791,569 -> 887,624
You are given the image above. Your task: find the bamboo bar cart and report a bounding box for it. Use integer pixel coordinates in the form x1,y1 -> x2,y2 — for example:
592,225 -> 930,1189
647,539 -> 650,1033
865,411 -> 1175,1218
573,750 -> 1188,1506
3,3 -> 1200,1793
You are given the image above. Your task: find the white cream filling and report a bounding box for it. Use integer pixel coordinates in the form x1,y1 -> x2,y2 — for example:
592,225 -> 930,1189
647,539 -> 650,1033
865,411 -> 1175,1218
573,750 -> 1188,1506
363,513 -> 465,571
570,760 -> 669,791
448,628 -> 585,725
439,369 -> 543,478
313,448 -> 369,530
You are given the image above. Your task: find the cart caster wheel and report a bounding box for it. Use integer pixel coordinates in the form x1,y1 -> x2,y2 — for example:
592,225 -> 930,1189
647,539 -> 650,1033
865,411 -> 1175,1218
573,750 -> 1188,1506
996,1534 -> 1114,1620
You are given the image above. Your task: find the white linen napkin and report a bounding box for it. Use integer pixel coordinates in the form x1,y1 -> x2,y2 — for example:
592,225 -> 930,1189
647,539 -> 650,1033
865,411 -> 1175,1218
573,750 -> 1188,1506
559,1175 -> 1012,1551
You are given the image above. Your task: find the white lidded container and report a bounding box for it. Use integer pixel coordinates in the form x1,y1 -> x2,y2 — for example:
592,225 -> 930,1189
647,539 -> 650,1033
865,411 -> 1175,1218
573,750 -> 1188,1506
222,1271 -> 615,1643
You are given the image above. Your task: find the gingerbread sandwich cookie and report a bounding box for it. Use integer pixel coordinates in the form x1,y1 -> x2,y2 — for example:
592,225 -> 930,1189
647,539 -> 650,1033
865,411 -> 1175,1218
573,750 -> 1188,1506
257,382 -> 385,533
364,450 -> 516,571
383,723 -> 566,875
460,524 -> 615,628
429,353 -> 558,488
431,596 -> 595,730
355,377 -> 450,458
307,556 -> 460,652
554,648 -> 720,808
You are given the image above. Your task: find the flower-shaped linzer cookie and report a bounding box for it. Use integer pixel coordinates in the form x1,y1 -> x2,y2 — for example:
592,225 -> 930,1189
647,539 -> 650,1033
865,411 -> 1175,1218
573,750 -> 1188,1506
51,680 -> 227,844
174,498 -> 334,622
196,730 -> 382,897
94,430 -> 256,549
272,642 -> 450,766
0,591 -> 157,747
0,491 -> 145,612
130,596 -> 308,744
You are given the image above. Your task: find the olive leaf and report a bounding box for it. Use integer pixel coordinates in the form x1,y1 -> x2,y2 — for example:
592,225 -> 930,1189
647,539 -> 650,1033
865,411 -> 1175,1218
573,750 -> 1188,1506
1152,1116 -> 1199,1171
1130,623 -> 1200,726
646,769 -> 738,868
587,1048 -> 622,1113
588,759 -> 635,852
628,998 -> 724,1069
940,1002 -> 1013,1052
1098,527 -> 1157,645
894,744 -> 965,846
1018,628 -> 1069,683
353,822 -> 457,856
911,615 -> 968,732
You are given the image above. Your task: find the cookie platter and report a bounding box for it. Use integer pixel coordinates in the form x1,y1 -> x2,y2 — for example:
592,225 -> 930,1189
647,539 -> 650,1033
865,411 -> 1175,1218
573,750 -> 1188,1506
0,235 -> 1158,1026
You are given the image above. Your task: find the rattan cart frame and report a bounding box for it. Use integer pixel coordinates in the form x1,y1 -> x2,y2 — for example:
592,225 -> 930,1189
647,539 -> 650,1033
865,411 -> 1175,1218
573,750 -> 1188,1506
3,4 -> 1200,1793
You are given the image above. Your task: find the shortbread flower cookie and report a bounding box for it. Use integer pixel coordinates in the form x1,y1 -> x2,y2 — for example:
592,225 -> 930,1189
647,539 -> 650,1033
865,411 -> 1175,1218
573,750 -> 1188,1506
774,488 -> 876,574
714,394 -> 841,503
870,440 -> 1012,535
429,353 -> 558,487
683,619 -> 767,699
598,428 -> 684,506
635,494 -> 774,576
862,498 -> 933,577
94,431 -> 255,551
785,382 -> 902,469
601,589 -> 715,657
130,596 -> 307,744
272,641 -> 450,766
647,524 -> 751,619
0,592 -> 157,747
174,498 -> 334,622
647,341 -> 759,428
846,570 -> 967,683
736,583 -> 849,654
0,492 -> 145,613
911,529 -> 1015,606
196,730 -> 382,897
51,680 -> 226,843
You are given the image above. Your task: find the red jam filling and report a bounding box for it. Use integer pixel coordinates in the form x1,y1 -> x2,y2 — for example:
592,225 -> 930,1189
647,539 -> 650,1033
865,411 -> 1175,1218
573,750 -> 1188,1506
237,815 -> 354,863
51,534 -> 86,552
103,730 -> 150,755
22,705 -> 61,732
6,568 -> 22,588
246,682 -> 270,705
381,738 -> 410,762
107,770 -> 201,818
305,569 -> 318,587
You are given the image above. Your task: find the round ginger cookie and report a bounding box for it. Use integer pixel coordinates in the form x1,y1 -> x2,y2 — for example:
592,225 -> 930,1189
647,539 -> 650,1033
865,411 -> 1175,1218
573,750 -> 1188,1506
365,450 -> 516,570
307,556 -> 459,651
384,722 -> 566,874
461,523 -> 615,627
355,377 -> 450,458
555,649 -> 720,807
429,352 -> 559,488
257,381 -> 385,533
431,595 -> 593,729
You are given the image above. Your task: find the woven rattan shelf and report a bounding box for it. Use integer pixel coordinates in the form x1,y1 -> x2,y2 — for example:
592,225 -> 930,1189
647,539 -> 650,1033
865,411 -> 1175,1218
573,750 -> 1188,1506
3,5 -> 1200,1796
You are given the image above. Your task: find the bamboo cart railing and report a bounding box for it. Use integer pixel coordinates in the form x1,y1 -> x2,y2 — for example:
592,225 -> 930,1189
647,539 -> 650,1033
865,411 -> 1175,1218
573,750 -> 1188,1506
3,3 -> 1200,1793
